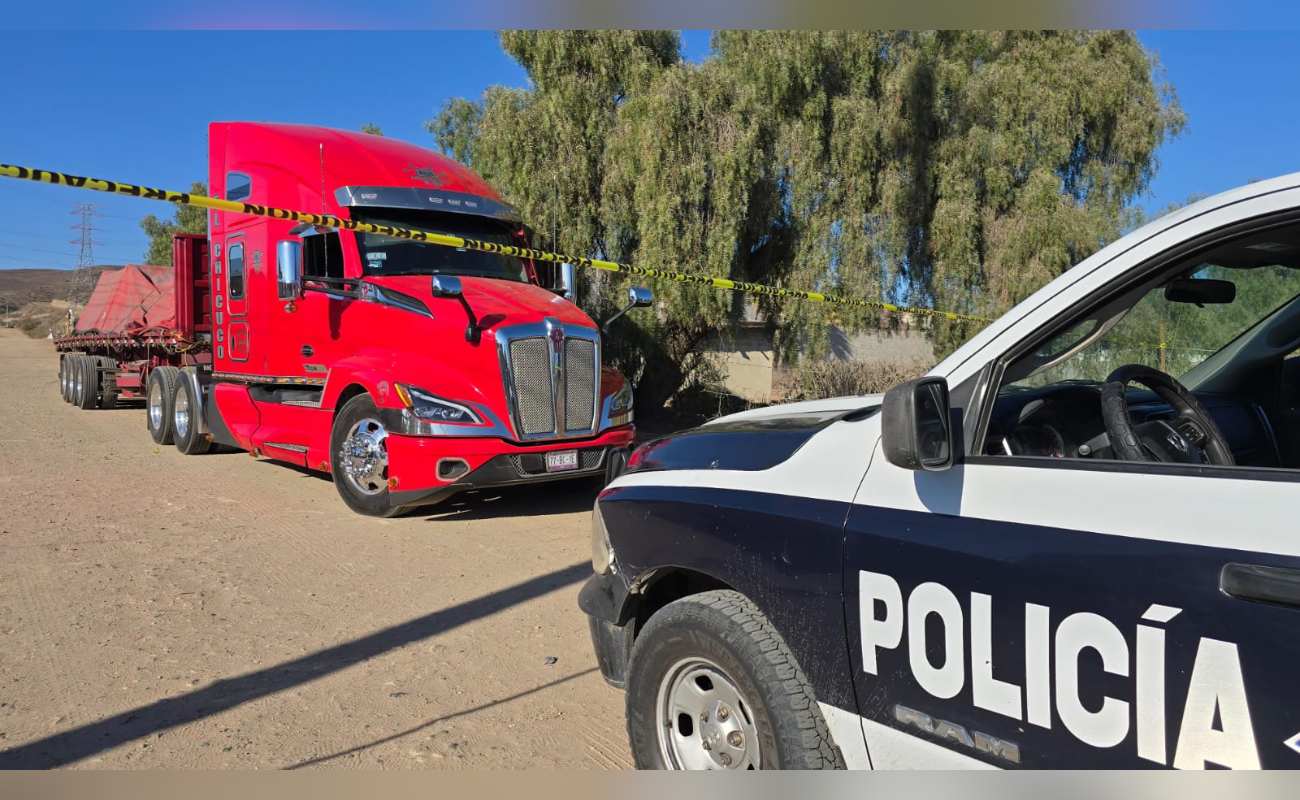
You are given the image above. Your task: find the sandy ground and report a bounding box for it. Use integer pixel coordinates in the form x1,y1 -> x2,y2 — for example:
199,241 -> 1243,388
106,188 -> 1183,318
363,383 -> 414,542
0,328 -> 633,769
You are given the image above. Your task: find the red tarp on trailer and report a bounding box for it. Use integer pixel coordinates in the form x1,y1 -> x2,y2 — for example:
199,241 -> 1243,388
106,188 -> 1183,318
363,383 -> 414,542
74,265 -> 176,336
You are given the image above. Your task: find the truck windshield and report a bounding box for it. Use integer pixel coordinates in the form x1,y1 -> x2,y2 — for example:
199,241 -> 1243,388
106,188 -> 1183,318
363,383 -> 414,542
352,208 -> 529,283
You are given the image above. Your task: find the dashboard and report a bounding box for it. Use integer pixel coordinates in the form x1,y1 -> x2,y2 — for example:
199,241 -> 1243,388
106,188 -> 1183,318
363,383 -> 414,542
983,381 -> 1281,467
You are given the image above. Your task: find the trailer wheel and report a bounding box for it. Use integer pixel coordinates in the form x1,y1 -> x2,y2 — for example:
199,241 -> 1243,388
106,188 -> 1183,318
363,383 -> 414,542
75,355 -> 100,410
59,356 -> 73,403
96,356 -> 119,410
172,370 -> 211,455
147,366 -> 179,445
63,355 -> 81,404
330,393 -> 410,518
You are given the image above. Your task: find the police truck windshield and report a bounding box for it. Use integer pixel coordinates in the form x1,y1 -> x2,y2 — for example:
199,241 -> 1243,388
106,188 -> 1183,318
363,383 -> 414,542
352,208 -> 529,283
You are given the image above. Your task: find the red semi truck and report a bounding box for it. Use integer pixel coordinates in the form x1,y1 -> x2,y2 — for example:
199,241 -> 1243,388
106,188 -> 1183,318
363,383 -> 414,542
54,122 -> 648,517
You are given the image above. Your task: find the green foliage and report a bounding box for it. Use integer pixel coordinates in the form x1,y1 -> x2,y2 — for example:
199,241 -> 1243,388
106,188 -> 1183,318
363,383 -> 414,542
361,122 -> 384,136
140,182 -> 208,265
429,30 -> 1184,411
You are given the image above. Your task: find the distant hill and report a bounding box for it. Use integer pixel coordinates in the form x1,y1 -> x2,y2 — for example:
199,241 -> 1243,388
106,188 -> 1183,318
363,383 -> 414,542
0,266 -> 124,308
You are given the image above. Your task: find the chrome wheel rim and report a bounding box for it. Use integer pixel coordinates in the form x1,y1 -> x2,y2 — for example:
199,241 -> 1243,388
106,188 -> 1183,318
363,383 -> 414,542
75,362 -> 84,401
339,418 -> 389,495
148,378 -> 164,431
60,361 -> 69,397
174,386 -> 190,440
656,657 -> 762,770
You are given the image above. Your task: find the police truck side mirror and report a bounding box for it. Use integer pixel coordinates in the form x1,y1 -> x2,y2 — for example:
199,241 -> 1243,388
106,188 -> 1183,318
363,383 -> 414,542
276,240 -> 303,300
881,376 -> 955,471
558,263 -> 578,303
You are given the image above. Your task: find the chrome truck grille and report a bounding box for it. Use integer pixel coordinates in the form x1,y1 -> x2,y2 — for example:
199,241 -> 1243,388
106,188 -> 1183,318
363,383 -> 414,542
498,318 -> 600,440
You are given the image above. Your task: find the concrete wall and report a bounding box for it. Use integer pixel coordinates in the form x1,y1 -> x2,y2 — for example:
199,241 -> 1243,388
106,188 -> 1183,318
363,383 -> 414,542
696,320 -> 936,403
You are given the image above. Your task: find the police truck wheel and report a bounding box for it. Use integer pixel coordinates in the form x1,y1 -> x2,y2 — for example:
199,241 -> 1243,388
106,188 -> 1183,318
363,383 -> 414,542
75,356 -> 100,410
146,366 -> 179,445
172,371 -> 211,455
625,590 -> 845,770
330,393 -> 410,518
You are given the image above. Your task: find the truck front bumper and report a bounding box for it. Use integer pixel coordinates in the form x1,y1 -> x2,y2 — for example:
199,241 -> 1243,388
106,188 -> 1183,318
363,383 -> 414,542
385,426 -> 636,509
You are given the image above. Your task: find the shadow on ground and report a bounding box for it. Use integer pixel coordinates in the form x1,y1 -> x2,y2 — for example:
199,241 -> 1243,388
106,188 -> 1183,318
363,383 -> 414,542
0,561 -> 592,768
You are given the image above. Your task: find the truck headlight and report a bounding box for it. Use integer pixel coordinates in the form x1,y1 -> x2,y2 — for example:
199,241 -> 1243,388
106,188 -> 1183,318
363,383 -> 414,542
395,384 -> 482,425
591,501 -> 614,575
609,380 -> 633,413
607,380 -> 633,426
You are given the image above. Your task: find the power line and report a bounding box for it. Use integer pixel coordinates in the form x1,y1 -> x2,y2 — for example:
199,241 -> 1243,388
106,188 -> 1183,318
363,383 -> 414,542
0,241 -> 135,261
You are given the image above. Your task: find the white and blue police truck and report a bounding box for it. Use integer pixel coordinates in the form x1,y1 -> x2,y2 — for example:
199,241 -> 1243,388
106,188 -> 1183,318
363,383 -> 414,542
580,174 -> 1300,769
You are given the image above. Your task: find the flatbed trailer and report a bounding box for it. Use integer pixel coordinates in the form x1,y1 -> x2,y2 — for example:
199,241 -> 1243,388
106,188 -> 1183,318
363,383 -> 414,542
55,234 -> 211,408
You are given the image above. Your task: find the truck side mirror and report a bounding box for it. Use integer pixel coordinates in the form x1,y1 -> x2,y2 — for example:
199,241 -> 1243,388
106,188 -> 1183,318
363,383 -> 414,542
601,286 -> 654,337
430,275 -> 463,298
558,263 -> 578,303
276,240 -> 303,300
431,275 -> 480,343
881,376 -> 955,471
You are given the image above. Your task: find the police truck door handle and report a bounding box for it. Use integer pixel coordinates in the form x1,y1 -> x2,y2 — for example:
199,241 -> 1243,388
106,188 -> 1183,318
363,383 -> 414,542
1221,563 -> 1300,609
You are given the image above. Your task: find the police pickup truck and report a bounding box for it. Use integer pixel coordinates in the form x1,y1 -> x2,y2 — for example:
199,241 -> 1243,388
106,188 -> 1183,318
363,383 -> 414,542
579,175 -> 1300,769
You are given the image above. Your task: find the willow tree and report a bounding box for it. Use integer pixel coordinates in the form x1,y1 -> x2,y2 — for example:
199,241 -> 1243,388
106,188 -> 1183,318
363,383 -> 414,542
430,30 -> 1183,410
140,181 -> 208,266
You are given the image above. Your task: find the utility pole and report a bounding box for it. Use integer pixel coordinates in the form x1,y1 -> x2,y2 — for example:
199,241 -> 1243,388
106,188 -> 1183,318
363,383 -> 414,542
67,202 -> 103,306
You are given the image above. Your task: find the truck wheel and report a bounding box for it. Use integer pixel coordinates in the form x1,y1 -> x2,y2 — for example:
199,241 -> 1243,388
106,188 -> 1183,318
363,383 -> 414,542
96,356 -> 119,409
330,393 -> 409,518
146,366 -> 179,445
75,355 -> 100,410
625,590 -> 845,770
59,356 -> 74,403
172,370 -> 211,455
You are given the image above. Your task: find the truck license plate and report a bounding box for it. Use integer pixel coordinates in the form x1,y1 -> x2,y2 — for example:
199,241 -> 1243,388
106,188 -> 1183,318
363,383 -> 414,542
545,450 -> 579,472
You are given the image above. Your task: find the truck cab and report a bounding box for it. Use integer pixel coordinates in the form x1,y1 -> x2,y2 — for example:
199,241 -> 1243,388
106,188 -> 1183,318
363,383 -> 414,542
584,173 -> 1300,769
159,122 -> 643,516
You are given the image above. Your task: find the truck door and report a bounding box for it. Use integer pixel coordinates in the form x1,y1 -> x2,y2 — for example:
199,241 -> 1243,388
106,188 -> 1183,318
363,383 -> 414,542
268,229 -> 348,382
222,233 -> 252,365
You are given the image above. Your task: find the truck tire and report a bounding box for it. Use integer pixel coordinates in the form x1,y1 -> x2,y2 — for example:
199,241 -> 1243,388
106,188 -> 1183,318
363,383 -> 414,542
64,355 -> 82,405
59,356 -> 74,403
146,366 -> 179,445
329,393 -> 410,518
75,355 -> 100,410
96,356 -> 119,409
171,370 -> 211,455
625,590 -> 845,771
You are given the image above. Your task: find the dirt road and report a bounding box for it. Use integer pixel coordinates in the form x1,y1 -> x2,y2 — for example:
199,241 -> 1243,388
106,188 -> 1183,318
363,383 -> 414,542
0,329 -> 633,769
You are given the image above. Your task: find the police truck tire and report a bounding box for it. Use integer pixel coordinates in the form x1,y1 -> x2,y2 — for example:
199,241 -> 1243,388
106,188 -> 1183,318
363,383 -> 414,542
76,356 -> 100,410
172,371 -> 211,455
146,367 -> 179,445
625,590 -> 845,770
329,393 -> 411,518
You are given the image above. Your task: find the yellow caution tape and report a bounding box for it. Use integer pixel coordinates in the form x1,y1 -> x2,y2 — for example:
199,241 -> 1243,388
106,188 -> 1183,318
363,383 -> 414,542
0,163 -> 993,324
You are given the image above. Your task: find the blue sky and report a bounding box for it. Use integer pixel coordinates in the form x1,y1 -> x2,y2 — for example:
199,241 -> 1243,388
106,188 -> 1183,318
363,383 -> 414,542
0,30 -> 1293,271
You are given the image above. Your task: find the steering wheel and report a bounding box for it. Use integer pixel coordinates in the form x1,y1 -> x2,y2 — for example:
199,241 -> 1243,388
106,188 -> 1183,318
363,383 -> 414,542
1100,365 -> 1235,466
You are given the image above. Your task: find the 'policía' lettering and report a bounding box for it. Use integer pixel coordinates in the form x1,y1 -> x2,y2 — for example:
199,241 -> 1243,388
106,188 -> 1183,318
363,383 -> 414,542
859,570 -> 1260,769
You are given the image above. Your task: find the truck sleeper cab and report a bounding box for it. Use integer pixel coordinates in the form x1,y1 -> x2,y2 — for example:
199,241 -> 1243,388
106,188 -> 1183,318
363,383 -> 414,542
144,122 -> 644,516
585,173 -> 1300,769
